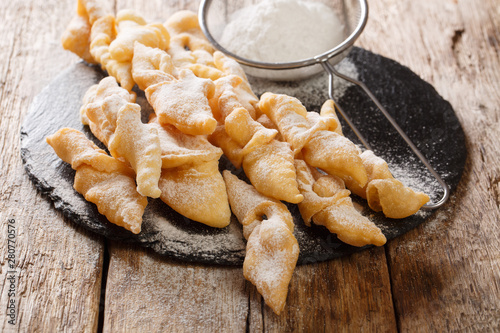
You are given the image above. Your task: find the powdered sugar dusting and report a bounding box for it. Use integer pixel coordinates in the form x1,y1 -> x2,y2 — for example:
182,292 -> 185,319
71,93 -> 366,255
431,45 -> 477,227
140,199 -> 246,262
220,0 -> 345,63
249,58 -> 358,109
386,154 -> 447,204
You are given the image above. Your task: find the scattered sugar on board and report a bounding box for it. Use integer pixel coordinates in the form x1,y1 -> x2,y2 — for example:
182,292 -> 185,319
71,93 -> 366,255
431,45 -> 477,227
220,0 -> 345,63
386,153 -> 448,204
249,57 -> 358,108
143,205 -> 246,259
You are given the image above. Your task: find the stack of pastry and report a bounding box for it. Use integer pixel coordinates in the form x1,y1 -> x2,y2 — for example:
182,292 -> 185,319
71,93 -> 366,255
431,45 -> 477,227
49,0 -> 430,315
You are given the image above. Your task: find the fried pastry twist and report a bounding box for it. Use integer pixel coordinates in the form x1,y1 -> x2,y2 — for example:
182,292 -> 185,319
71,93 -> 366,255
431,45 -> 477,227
258,92 -> 368,187
204,62 -> 302,204
88,9 -> 170,91
90,14 -> 136,91
46,128 -> 147,234
60,0 -> 171,92
320,104 -> 430,219
149,116 -> 231,228
81,76 -> 162,198
223,171 -> 299,315
61,0 -> 110,64
164,10 -> 215,69
295,159 -> 386,247
346,150 -> 430,219
132,43 -> 217,136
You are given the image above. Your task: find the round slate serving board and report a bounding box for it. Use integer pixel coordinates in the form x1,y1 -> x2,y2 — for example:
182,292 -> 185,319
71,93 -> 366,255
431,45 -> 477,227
20,47 -> 467,265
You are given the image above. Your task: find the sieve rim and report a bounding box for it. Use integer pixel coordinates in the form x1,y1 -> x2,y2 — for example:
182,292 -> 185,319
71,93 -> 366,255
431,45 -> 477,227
198,0 -> 369,70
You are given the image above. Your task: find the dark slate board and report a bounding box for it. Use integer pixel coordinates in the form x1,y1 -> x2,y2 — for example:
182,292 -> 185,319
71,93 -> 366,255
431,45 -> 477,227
20,47 -> 467,265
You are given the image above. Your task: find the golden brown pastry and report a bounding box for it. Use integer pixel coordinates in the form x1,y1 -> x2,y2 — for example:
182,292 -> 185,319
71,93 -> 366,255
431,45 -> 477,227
242,140 -> 304,204
131,41 -> 177,90
212,51 -> 259,117
258,92 -> 368,187
366,178 -> 430,219
341,150 -> 430,219
207,124 -> 245,168
78,6 -> 170,91
319,99 -> 343,136
207,74 -> 302,204
295,159 -> 386,247
61,0 -> 109,64
206,118 -> 302,207
159,160 -> 230,228
301,130 -> 367,187
131,43 -> 217,135
109,10 -> 169,63
149,116 -> 231,228
164,10 -> 215,68
81,76 -> 162,198
343,150 -> 393,199
108,103 -> 162,198
90,14 -> 136,91
316,104 -> 430,219
359,151 -> 430,218
223,170 -> 299,315
46,128 -> 147,234
210,73 -> 260,122
80,76 -> 136,142
188,52 -> 259,120
146,68 -> 217,135
258,93 -> 336,153
148,116 -> 222,169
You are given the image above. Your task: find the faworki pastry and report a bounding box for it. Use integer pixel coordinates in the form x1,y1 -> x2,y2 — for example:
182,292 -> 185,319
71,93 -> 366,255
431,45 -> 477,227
46,128 -> 148,234
132,42 -> 217,136
149,115 -> 231,228
61,0 -> 110,64
315,101 -> 430,218
164,10 -> 215,69
223,170 -> 299,315
80,76 -> 162,198
205,55 -> 303,204
344,150 -> 430,219
295,159 -> 386,247
258,92 -> 368,187
133,42 -> 303,203
53,1 -> 434,317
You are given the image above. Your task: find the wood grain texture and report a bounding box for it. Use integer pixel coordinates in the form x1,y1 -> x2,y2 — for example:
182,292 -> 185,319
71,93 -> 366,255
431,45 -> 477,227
103,241 -> 249,332
358,0 -> 500,331
0,0 -> 105,332
250,247 -> 397,332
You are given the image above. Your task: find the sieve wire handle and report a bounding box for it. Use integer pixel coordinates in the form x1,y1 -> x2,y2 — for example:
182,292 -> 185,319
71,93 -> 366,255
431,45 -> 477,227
319,60 -> 449,209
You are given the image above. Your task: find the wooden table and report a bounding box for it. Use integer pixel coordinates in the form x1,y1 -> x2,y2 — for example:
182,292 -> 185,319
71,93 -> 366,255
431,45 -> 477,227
1,0 -> 499,331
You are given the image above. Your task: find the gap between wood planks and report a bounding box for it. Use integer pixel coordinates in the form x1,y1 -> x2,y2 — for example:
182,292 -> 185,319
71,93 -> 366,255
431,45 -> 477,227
384,244 -> 401,332
97,239 -> 110,333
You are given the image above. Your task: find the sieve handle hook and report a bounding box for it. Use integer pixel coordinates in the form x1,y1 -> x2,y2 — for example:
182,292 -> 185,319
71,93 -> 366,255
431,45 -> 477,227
319,60 -> 449,209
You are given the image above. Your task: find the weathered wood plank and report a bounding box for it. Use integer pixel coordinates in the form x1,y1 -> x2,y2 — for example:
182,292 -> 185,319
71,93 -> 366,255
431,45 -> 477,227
358,0 -> 500,331
0,0 -> 105,332
251,247 -> 397,332
103,241 -> 249,332
115,0 -> 200,18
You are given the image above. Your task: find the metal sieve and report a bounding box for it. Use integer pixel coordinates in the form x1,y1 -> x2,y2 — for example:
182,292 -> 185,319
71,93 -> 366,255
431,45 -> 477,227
199,0 -> 449,209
